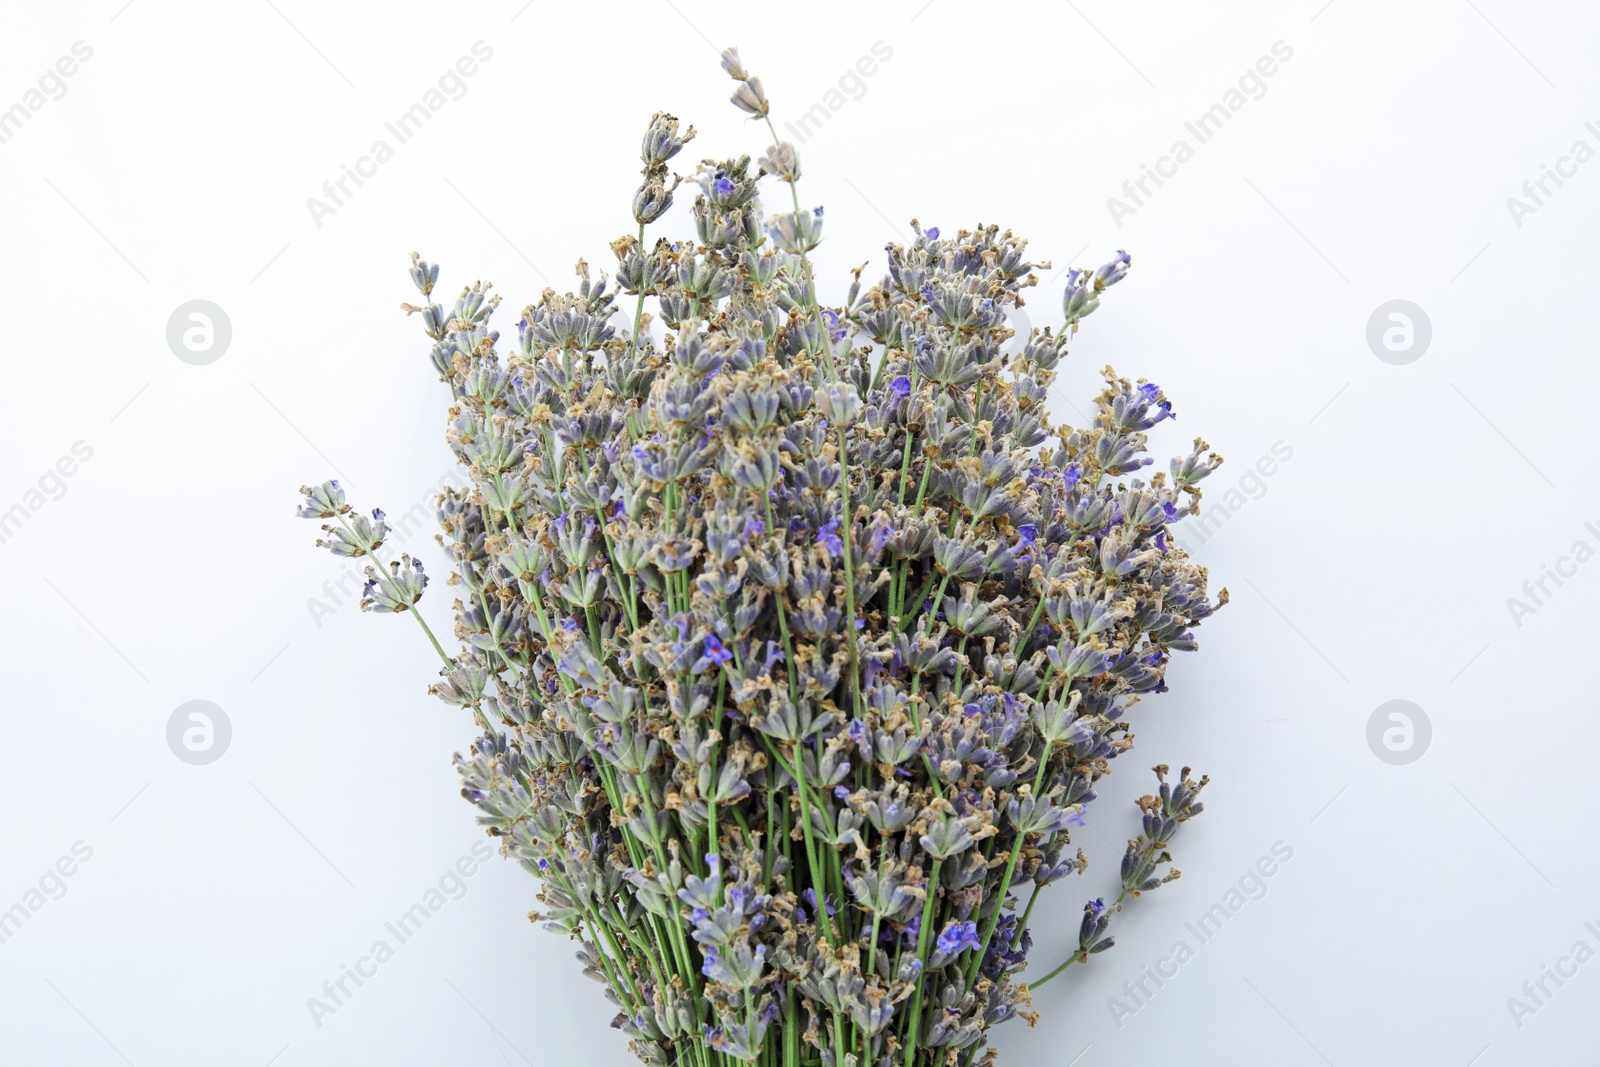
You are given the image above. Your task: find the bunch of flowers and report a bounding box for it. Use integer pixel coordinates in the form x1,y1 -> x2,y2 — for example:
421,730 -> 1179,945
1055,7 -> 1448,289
298,48 -> 1225,1067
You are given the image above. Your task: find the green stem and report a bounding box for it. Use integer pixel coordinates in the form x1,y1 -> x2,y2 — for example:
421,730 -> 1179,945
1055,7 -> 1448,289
1031,879 -> 1139,991
835,425 -> 864,719
963,754 -> 1053,990
900,857 -> 943,1067
761,115 -> 837,382
905,572 -> 952,635
951,635 -> 970,693
764,497 -> 801,701
865,837 -> 889,977
1014,598 -> 1048,668
707,673 -> 726,879
1033,661 -> 1057,704
628,221 -> 647,359
768,740 -> 836,946
1019,882 -> 1045,933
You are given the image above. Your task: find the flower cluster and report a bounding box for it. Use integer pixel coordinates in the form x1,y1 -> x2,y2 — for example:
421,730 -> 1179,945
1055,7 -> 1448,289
300,47 -> 1226,1067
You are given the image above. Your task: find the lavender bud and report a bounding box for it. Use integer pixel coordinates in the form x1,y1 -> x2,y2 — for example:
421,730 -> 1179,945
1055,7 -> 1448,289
766,207 -> 823,253
296,480 -> 348,519
719,47 -> 748,80
758,141 -> 801,183
408,252 -> 439,296
816,382 -> 862,426
730,77 -> 769,118
641,111 -> 695,166
634,178 -> 678,225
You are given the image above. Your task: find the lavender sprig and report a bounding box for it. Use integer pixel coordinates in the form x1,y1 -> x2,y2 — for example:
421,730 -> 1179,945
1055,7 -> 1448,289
1028,765 -> 1210,990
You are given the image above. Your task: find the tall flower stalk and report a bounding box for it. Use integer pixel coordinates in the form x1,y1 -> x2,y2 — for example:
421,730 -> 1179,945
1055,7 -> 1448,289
298,47 -> 1226,1067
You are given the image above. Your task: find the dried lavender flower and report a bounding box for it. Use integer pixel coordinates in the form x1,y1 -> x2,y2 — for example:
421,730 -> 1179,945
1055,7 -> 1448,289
300,46 -> 1228,1067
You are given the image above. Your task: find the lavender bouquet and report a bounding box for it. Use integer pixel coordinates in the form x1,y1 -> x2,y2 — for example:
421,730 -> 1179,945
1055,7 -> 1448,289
298,48 -> 1226,1067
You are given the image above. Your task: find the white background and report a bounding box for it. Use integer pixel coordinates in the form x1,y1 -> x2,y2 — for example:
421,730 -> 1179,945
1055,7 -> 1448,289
2,1 -> 1596,1064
